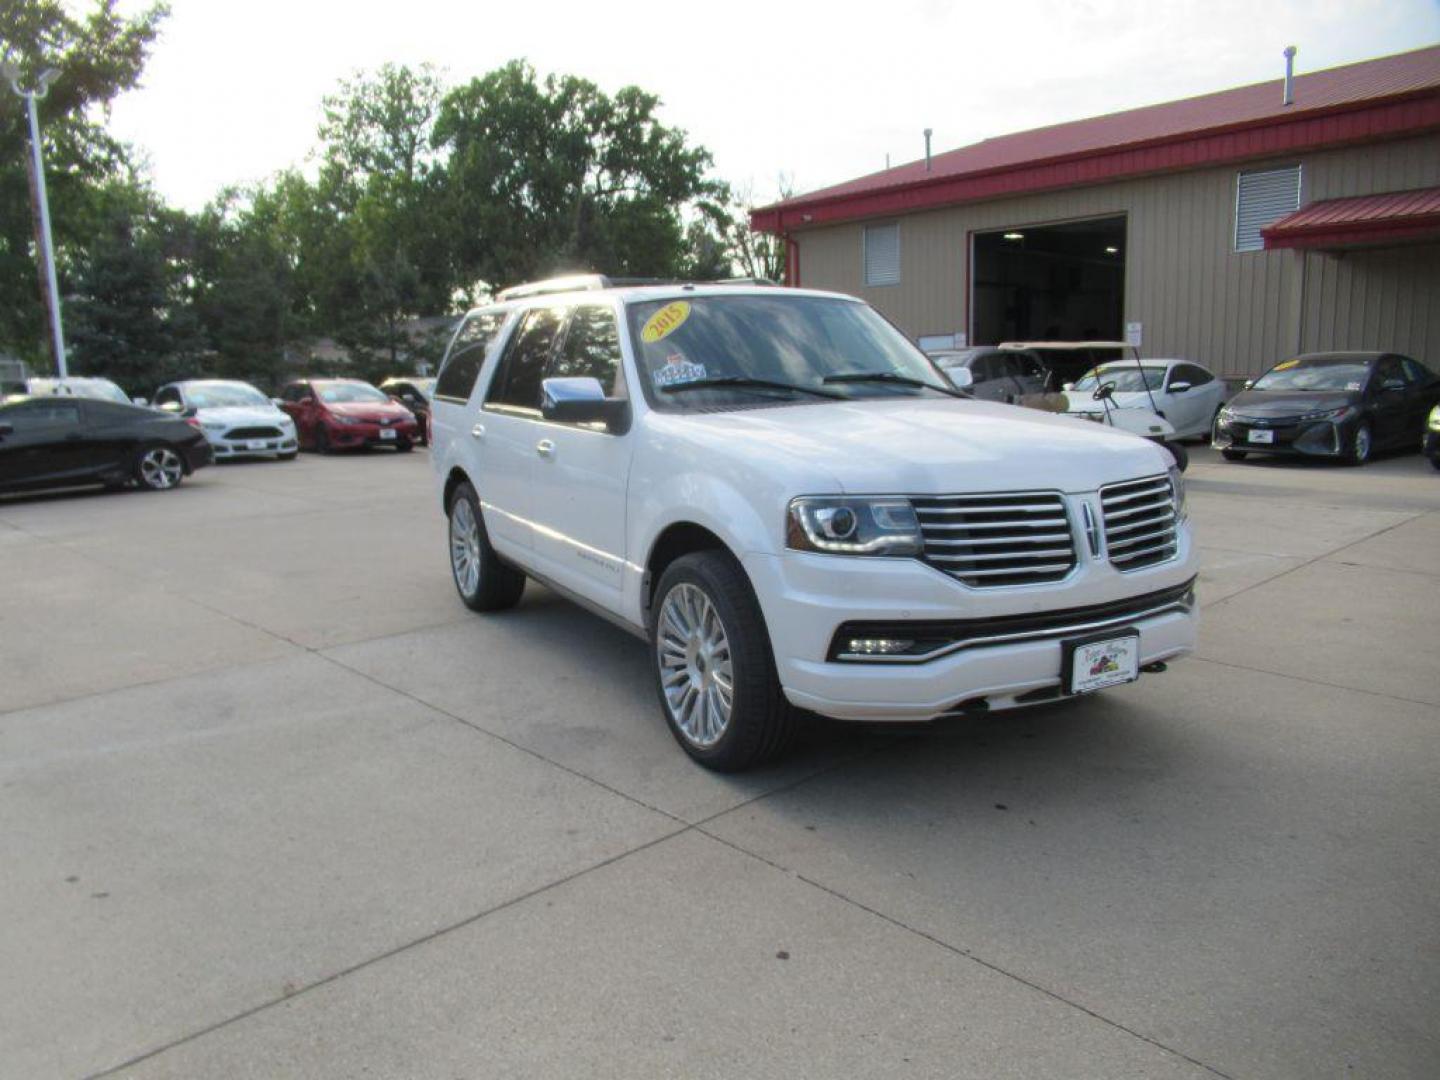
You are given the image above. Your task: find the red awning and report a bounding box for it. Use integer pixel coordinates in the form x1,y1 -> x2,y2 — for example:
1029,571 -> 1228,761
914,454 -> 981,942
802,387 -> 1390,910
1262,186 -> 1440,250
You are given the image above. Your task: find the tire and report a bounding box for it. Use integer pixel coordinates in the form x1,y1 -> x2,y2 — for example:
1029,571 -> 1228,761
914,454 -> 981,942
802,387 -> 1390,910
1430,456 -> 1440,472
1222,449 -> 1247,462
396,438 -> 414,453
447,481 -> 525,612
314,426 -> 331,455
651,551 -> 798,772
1345,422 -> 1372,466
1164,441 -> 1188,471
133,445 -> 185,491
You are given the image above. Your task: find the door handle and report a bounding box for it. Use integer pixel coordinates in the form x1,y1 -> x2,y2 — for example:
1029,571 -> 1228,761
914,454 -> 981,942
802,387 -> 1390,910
536,439 -> 556,458
470,423 -> 485,440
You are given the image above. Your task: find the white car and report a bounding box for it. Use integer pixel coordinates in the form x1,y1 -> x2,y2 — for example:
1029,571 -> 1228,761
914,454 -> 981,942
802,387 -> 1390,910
152,379 -> 298,460
1065,359 -> 1226,440
430,278 -> 1198,772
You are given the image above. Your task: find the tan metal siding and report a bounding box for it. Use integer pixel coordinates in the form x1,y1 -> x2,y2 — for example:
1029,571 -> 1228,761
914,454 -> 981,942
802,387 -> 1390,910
792,134 -> 1440,378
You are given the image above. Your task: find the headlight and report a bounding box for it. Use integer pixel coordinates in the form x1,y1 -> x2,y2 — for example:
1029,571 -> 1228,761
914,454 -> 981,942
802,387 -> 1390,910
1297,406 -> 1356,422
1168,466 -> 1188,523
1216,406 -> 1235,424
787,497 -> 922,556
1428,406 -> 1440,432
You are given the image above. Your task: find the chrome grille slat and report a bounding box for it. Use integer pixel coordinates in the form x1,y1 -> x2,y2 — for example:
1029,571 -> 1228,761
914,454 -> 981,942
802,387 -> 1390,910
913,490 -> 1076,587
1102,475 -> 1179,571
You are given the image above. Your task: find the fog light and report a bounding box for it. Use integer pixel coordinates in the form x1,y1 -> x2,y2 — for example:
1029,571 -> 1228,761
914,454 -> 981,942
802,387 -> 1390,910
846,638 -> 914,655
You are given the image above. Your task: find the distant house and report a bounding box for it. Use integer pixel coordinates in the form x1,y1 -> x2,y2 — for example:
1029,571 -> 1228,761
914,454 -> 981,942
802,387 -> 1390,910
752,46 -> 1440,377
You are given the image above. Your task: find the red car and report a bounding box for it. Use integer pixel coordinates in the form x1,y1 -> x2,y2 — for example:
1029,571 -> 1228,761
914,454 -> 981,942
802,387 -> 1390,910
277,378 -> 420,453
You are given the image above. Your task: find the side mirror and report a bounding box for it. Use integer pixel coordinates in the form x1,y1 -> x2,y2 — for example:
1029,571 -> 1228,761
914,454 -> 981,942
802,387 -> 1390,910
540,377 -> 626,430
1381,379 -> 1406,393
1243,379 -> 1255,390
1168,381 -> 1191,394
1093,382 -> 1116,402
946,367 -> 974,390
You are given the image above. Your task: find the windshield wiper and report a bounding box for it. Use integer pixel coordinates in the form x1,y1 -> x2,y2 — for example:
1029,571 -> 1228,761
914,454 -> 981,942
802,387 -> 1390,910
822,371 -> 967,398
658,377 -> 845,400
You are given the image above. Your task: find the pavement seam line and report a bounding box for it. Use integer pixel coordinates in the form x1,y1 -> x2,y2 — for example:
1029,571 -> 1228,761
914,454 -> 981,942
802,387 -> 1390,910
696,829 -> 1235,1080
83,827 -> 694,1080
1202,509 -> 1429,609
1187,655 -> 1440,712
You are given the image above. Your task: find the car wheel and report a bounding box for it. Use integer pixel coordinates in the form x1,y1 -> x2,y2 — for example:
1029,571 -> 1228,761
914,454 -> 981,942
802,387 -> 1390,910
1345,422 -> 1372,466
1164,441 -> 1188,471
651,551 -> 798,772
1222,449 -> 1248,462
314,426 -> 332,454
396,438 -> 414,453
448,481 -> 525,612
1430,456 -> 1440,472
134,445 -> 185,491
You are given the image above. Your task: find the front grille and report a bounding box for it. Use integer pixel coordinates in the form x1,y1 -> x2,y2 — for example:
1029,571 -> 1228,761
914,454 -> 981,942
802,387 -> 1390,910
225,426 -> 283,440
1101,475 -> 1179,571
912,491 -> 1077,587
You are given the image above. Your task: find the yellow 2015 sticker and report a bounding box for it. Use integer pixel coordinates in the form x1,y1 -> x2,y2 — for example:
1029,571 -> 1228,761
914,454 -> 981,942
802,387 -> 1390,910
1273,359 -> 1300,371
641,301 -> 691,343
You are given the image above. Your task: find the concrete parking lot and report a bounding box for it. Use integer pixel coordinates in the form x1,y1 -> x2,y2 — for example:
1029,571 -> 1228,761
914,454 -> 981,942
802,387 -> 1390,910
2,445 -> 1438,1079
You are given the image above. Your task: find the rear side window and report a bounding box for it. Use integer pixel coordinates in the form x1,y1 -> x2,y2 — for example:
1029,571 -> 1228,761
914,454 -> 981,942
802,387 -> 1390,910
551,305 -> 627,398
5,400 -> 81,430
436,311 -> 508,403
486,306 -> 566,411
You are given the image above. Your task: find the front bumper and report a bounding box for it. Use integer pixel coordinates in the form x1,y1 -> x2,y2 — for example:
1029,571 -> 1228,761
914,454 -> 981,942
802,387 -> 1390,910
1213,415 -> 1354,456
209,432 -> 298,458
742,529 -> 1198,723
325,421 -> 418,447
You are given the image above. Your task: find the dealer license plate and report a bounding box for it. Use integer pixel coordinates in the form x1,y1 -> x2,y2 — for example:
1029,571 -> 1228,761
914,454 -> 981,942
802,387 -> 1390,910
1063,633 -> 1140,695
379,428 -> 397,440
246,440 -> 268,450
1247,429 -> 1275,444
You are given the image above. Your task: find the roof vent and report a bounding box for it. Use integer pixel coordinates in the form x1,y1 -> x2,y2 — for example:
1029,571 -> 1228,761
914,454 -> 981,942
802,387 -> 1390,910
924,128 -> 933,171
1283,46 -> 1297,106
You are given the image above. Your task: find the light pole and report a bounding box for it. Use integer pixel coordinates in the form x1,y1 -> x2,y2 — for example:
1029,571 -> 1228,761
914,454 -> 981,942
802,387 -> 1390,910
3,61 -> 68,378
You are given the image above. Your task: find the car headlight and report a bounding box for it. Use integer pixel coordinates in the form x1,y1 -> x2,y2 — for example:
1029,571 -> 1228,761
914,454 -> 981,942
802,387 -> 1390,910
1428,406 -> 1440,432
1296,406 -> 1357,422
787,497 -> 923,556
1168,466 -> 1188,523
1216,406 -> 1235,425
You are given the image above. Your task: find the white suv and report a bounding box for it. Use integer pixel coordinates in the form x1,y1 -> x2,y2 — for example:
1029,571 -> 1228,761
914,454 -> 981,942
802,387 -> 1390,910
431,278 -> 1198,771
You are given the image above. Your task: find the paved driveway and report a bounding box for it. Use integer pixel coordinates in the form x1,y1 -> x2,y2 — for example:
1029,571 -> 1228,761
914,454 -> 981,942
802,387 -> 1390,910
2,446 -> 1437,1079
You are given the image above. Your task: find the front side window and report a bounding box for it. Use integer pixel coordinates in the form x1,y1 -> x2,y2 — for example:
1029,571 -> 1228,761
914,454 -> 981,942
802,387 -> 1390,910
1252,356 -> 1373,393
486,306 -> 567,411
3,400 -> 82,431
552,304 -> 627,397
155,386 -> 182,407
625,295 -> 950,412
436,311 -> 508,402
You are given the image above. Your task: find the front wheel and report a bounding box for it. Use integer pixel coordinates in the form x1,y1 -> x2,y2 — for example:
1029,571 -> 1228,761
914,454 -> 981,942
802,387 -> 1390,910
1222,449 -> 1248,462
396,438 -> 414,453
134,445 -> 185,491
448,481 -> 525,612
313,426 -> 331,455
1164,441 -> 1188,471
1345,422 -> 1372,466
651,551 -> 798,772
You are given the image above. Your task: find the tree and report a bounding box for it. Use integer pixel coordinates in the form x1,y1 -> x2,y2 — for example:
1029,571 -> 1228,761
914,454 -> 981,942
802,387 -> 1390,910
0,0 -> 168,367
723,178 -> 793,283
433,60 -> 724,289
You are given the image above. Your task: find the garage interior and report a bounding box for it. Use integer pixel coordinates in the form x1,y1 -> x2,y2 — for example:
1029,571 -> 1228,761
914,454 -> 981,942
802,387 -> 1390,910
971,216 -> 1126,344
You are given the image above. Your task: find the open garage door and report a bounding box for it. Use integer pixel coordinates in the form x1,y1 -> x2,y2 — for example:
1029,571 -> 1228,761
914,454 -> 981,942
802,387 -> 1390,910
972,216 -> 1125,345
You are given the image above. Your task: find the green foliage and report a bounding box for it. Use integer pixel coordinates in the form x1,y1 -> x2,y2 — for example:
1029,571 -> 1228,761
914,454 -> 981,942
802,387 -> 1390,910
0,0 -> 167,367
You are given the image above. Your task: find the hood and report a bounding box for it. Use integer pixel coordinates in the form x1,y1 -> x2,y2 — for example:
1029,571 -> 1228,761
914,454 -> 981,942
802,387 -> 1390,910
1224,389 -> 1358,417
326,400 -> 413,420
657,397 -> 1174,495
194,404 -> 290,425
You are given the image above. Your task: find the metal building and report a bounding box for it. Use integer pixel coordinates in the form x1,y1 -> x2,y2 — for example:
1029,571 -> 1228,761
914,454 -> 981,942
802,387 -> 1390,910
751,46 -> 1440,377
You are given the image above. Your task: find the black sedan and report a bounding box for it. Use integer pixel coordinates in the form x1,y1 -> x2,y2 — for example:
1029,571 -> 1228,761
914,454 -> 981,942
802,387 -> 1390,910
1213,351 -> 1440,465
0,396 -> 212,495
378,377 -> 434,445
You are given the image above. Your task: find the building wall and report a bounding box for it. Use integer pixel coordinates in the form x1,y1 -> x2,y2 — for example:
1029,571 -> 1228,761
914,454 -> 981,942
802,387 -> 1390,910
792,135 -> 1440,376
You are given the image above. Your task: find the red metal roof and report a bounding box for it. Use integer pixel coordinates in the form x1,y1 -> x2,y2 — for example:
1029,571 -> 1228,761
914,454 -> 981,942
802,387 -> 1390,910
753,46 -> 1440,233
1262,185 -> 1440,249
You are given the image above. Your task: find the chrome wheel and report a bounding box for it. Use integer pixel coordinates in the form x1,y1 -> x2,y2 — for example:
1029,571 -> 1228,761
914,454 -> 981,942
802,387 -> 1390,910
450,497 -> 481,597
139,448 -> 183,489
657,582 -> 734,748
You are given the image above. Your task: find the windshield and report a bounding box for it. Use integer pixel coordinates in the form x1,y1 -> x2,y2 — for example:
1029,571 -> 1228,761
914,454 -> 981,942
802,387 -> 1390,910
29,377 -> 129,403
1252,357 -> 1373,392
626,295 -> 949,409
187,383 -> 269,408
317,382 -> 390,404
1073,366 -> 1166,393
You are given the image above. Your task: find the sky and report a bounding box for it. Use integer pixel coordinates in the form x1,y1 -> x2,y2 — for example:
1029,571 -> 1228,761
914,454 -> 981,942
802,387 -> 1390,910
106,0 -> 1440,212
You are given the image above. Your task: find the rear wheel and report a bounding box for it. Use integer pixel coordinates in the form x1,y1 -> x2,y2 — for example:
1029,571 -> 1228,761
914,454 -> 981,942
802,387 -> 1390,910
1222,449 -> 1248,462
447,482 -> 525,612
314,426 -> 331,455
651,551 -> 798,772
134,445 -> 185,491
